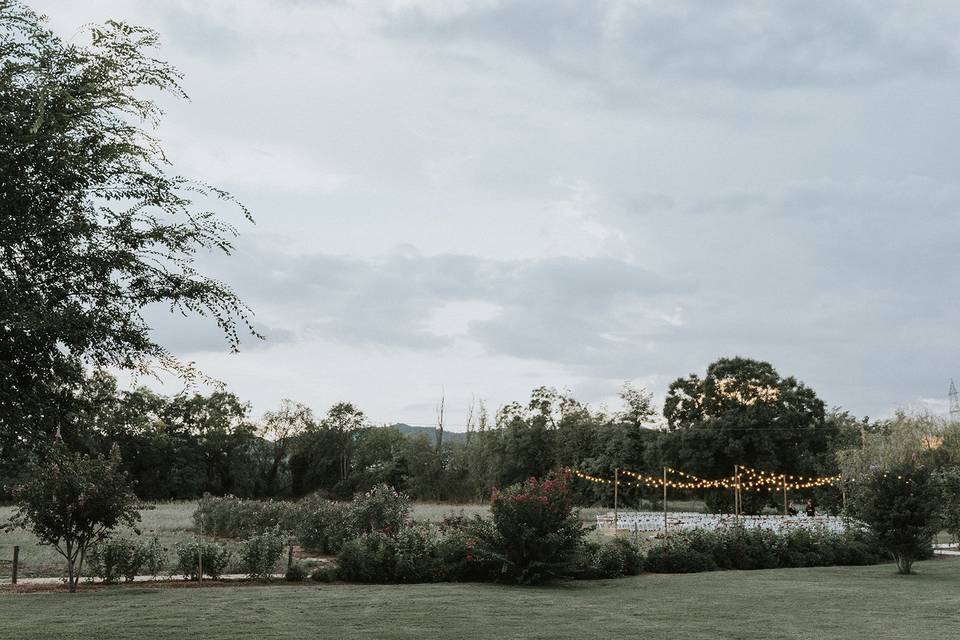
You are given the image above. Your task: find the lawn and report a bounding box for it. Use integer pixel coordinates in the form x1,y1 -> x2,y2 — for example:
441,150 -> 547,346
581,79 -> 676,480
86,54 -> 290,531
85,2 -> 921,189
0,559 -> 957,639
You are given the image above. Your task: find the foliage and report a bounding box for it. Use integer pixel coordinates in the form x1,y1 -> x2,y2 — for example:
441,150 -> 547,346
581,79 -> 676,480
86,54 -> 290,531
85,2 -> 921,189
6,442 -> 141,591
349,484 -> 411,536
88,538 -> 141,584
0,0 -> 256,486
574,538 -> 644,579
294,496 -> 353,554
936,466 -> 960,544
195,495 -> 300,539
644,538 -> 717,573
851,464 -> 941,574
643,526 -> 884,574
174,540 -> 232,580
285,563 -> 307,582
657,358 -> 842,513
482,470 -> 586,584
309,564 -> 338,583
238,529 -> 285,580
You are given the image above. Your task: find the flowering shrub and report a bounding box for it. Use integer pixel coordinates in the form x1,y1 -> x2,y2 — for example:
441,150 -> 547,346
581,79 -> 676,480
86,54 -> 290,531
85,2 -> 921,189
238,528 -> 286,580
484,469 -> 585,584
349,484 -> 411,536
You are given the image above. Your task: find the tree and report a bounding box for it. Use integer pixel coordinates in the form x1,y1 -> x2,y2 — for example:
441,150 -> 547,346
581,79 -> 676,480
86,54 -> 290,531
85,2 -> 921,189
7,443 -> 141,591
935,466 -> 960,545
852,464 -> 941,575
258,400 -> 314,496
660,357 -> 830,513
0,2 -> 256,480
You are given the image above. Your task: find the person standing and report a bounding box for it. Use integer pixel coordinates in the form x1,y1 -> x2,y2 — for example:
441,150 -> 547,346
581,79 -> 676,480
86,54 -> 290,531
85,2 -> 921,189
805,499 -> 816,517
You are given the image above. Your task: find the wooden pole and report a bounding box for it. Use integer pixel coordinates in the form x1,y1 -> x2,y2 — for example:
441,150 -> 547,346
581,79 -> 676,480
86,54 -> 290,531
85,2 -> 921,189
613,468 -> 619,533
783,476 -> 788,515
12,546 -> 19,585
733,464 -> 740,519
287,541 -> 294,570
663,467 -> 668,533
198,504 -> 203,584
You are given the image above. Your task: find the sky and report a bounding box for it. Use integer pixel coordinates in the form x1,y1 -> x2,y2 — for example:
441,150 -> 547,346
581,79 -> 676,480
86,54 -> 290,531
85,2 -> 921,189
30,0 -> 960,428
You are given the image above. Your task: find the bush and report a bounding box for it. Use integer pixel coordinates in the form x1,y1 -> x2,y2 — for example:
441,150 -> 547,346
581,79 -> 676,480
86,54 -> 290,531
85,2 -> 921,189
87,535 -> 167,583
482,470 -> 585,584
851,463 -> 942,574
574,538 -> 644,579
142,536 -> 168,578
285,563 -> 307,582
643,526 -> 886,574
175,541 -> 232,580
350,484 -> 410,536
87,538 -> 142,584
433,514 -> 499,582
296,496 -> 353,554
239,529 -> 286,580
644,538 -> 717,573
310,564 -> 338,583
194,496 -> 299,539
336,525 -> 440,583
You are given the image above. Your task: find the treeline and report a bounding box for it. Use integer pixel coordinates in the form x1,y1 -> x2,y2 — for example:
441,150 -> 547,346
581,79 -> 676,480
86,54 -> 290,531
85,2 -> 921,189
7,358 -> 874,511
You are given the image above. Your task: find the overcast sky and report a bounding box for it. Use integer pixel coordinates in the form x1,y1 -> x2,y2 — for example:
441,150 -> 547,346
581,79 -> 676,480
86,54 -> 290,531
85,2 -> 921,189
33,0 -> 960,427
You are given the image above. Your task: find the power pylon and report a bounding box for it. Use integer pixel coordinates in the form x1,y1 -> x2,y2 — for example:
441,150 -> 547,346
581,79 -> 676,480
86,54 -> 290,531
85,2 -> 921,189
950,379 -> 960,417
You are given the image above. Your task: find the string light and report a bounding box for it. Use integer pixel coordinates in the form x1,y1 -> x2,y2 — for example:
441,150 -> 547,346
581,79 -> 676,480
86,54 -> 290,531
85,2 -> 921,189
573,465 -> 846,492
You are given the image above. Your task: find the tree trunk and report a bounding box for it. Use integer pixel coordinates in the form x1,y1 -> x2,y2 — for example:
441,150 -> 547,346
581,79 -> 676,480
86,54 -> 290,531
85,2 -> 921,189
65,540 -> 77,593
895,552 -> 914,575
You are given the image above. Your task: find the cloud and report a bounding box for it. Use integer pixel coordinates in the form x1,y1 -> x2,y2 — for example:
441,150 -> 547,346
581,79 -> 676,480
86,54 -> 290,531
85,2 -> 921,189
383,1 -> 959,92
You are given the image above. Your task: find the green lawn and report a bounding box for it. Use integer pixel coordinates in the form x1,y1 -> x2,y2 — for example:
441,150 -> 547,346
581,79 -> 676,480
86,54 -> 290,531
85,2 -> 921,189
1,560 -> 958,640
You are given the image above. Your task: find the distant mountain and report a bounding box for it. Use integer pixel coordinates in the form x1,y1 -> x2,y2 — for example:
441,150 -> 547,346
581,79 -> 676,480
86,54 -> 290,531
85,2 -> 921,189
390,423 -> 468,443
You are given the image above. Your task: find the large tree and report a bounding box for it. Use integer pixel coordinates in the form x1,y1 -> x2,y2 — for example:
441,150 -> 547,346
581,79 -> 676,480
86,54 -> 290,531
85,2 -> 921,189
0,2 -> 256,477
659,357 -> 832,512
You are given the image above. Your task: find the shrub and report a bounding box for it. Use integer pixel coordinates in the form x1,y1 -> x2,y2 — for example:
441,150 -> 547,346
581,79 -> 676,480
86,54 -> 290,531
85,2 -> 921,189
87,535 -> 167,583
336,525 -> 440,583
194,496 -> 299,539
175,541 -> 232,580
310,564 -> 338,583
433,514 -> 499,582
644,526 -> 886,574
336,531 -> 401,583
483,470 -> 585,584
142,536 -> 168,578
239,529 -> 286,580
350,484 -> 410,536
285,563 -> 307,582
573,538 -> 644,579
936,466 -> 960,544
851,463 -> 942,574
296,496 -> 353,554
644,538 -> 717,573
87,538 -> 143,584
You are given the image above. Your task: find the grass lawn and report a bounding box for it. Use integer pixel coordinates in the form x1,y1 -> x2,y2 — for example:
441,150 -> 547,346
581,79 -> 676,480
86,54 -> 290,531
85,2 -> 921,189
0,559 -> 958,640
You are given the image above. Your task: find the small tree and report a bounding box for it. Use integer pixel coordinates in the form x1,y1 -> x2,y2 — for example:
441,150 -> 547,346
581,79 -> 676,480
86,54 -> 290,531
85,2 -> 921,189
7,443 -> 141,591
852,464 -> 940,575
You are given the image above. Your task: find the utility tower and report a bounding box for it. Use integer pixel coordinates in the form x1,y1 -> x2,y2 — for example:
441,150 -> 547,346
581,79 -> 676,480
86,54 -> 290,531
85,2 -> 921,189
950,379 -> 960,418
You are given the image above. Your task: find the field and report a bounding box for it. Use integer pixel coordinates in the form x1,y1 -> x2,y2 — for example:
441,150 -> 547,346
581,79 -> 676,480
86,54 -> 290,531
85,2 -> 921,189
0,559 -> 957,639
